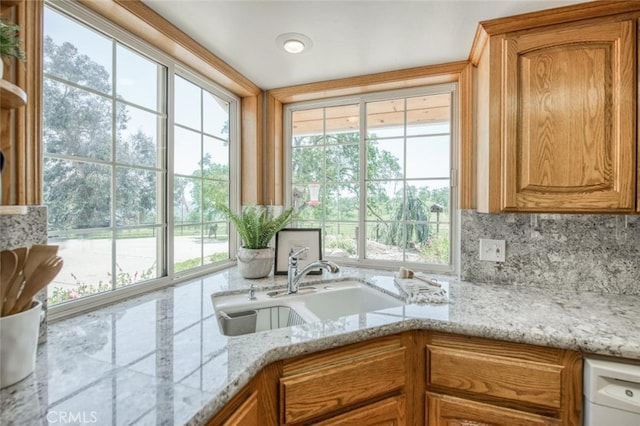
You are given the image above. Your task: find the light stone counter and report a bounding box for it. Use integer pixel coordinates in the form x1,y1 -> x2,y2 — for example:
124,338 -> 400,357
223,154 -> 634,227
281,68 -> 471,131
1,267 -> 639,425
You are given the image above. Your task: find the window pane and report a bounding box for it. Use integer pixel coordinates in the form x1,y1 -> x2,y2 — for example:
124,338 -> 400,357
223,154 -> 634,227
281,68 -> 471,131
116,167 -> 158,226
325,104 -> 359,136
175,75 -> 201,130
44,158 -> 111,231
116,44 -> 162,111
291,146 -> 324,183
44,7 -> 112,95
116,228 -> 160,287
48,232 -> 114,305
366,181 -> 403,221
406,135 -> 450,179
43,80 -> 112,161
365,222 -> 404,262
406,94 -> 450,136
174,177 -> 201,225
325,183 -> 359,221
325,143 -> 359,182
366,139 -> 403,180
292,109 -> 324,139
203,136 -> 228,170
367,99 -> 404,137
203,91 -> 229,139
324,222 -> 358,259
174,225 -> 203,272
202,180 -> 229,222
174,126 -> 201,176
116,104 -> 162,167
204,222 -> 229,265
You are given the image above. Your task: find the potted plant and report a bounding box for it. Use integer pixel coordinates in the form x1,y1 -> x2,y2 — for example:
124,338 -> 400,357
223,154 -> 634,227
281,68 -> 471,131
0,17 -> 26,80
218,205 -> 295,278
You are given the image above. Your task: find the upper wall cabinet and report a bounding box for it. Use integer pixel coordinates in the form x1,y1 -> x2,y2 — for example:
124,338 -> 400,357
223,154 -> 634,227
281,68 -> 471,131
472,4 -> 640,213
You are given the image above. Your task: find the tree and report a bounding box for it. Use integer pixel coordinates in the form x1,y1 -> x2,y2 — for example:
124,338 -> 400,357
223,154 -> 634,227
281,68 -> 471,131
43,36 -> 157,230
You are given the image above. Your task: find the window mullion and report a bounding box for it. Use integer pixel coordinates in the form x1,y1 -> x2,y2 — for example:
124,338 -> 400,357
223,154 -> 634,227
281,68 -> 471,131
359,100 -> 367,261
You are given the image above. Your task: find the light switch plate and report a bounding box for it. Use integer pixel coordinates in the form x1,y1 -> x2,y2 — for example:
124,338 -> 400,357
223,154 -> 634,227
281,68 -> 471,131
479,238 -> 506,262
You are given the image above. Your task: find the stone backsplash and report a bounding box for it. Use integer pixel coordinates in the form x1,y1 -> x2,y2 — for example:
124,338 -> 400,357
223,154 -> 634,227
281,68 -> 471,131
460,210 -> 640,295
0,206 -> 48,341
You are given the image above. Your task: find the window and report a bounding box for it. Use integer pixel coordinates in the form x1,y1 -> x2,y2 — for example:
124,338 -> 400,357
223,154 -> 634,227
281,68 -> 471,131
42,3 -> 238,308
287,87 -> 457,272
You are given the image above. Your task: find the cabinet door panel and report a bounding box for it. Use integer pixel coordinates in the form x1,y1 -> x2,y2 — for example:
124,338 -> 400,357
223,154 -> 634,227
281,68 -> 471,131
315,395 -> 406,426
280,347 -> 406,424
222,391 -> 258,426
427,345 -> 562,408
426,392 -> 560,426
502,19 -> 635,211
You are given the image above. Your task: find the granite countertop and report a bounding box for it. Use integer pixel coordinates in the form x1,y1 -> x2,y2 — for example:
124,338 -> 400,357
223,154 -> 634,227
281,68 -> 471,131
2,267 -> 639,425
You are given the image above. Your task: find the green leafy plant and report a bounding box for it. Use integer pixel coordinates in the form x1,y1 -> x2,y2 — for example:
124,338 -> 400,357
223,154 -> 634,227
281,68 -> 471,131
217,204 -> 295,249
0,18 -> 26,62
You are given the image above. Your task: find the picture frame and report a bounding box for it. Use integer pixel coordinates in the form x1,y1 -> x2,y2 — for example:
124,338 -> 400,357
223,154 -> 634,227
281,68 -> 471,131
274,228 -> 322,275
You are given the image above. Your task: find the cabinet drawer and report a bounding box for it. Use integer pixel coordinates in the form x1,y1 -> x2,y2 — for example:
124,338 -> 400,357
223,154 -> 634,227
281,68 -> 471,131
426,392 -> 560,426
281,346 -> 406,424
427,345 -> 562,408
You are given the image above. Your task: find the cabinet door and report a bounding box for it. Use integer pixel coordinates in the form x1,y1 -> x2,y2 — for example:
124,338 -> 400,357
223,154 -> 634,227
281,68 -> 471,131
501,19 -> 635,212
221,391 -> 258,426
426,392 -> 560,426
315,395 -> 406,426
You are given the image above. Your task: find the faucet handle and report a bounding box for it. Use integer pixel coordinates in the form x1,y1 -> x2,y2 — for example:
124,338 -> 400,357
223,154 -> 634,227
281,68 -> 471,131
289,247 -> 309,261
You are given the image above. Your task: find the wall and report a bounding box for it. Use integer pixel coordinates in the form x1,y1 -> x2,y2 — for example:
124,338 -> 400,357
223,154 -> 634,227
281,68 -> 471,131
0,206 -> 48,341
460,210 -> 640,295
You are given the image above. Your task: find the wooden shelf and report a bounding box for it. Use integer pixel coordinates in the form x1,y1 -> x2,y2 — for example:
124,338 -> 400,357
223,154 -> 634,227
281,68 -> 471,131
0,0 -> 22,11
0,79 -> 27,109
0,206 -> 28,215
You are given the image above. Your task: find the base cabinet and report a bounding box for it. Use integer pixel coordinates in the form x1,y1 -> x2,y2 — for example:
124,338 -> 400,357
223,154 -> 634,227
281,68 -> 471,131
208,331 -> 581,426
426,392 -> 560,426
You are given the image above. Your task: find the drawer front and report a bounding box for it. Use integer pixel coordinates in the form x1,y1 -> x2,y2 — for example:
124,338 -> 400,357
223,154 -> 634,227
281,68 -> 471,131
281,347 -> 406,424
427,345 -> 562,408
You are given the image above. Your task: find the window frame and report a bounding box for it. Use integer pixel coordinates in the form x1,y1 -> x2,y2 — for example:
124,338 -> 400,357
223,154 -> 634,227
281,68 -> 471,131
284,84 -> 459,274
44,0 -> 240,320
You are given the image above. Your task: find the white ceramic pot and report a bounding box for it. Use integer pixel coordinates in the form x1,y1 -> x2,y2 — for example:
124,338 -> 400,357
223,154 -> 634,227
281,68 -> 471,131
237,247 -> 274,279
0,300 -> 42,389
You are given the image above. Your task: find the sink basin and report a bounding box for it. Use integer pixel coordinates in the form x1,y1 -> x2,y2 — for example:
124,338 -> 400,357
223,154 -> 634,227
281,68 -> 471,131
211,280 -> 404,336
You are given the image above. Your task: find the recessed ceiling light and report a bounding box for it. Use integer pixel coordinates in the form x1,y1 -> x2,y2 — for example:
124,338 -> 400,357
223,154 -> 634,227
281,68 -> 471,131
276,32 -> 313,54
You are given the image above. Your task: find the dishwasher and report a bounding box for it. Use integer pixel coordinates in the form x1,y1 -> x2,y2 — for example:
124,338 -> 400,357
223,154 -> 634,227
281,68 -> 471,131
583,356 -> 640,425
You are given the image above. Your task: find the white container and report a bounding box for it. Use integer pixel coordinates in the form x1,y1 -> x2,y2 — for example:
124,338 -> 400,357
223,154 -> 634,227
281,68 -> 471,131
0,300 -> 42,388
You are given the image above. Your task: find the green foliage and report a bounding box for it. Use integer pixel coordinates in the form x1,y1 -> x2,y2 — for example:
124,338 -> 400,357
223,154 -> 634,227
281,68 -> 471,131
0,18 -> 25,61
383,188 -> 430,247
48,264 -> 155,305
217,204 -> 295,249
420,233 -> 450,264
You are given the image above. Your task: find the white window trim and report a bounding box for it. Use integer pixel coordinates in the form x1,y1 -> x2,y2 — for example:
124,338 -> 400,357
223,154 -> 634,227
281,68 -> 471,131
284,84 -> 459,275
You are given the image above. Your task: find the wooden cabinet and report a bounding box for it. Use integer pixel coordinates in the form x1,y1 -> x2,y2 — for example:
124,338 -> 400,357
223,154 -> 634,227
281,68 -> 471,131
280,334 -> 411,424
425,332 -> 582,425
472,4 -> 640,213
208,331 -> 582,426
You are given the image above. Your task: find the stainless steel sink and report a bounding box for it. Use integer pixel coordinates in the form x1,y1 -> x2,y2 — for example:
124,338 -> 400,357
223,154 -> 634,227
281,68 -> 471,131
211,280 -> 404,336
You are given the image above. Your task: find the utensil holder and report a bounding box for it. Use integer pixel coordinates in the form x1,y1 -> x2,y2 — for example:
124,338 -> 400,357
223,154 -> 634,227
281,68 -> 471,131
0,300 -> 42,388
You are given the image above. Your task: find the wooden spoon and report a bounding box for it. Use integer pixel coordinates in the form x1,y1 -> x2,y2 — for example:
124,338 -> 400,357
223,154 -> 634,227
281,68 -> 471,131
23,244 -> 58,281
10,256 -> 63,315
3,272 -> 24,316
0,250 -> 18,315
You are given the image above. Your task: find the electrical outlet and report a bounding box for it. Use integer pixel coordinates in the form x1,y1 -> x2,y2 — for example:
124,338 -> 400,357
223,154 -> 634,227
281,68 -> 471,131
479,238 -> 506,262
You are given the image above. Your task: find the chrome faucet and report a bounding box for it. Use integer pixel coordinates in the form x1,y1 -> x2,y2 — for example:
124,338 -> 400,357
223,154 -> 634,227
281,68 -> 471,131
287,247 -> 340,294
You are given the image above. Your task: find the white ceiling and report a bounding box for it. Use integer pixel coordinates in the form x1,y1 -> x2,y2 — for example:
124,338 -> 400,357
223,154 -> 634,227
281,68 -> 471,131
142,0 -> 586,90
